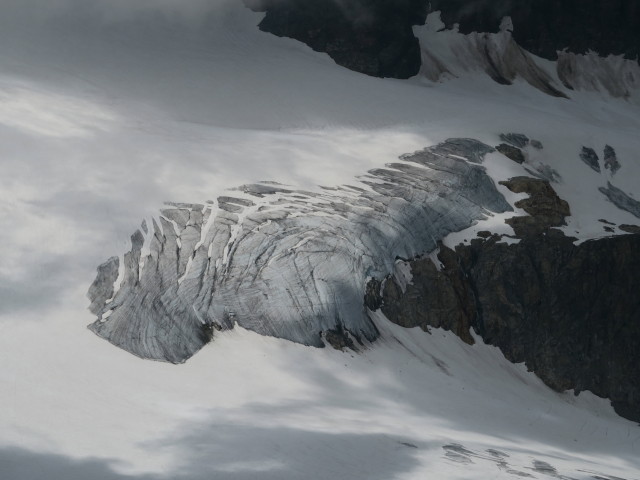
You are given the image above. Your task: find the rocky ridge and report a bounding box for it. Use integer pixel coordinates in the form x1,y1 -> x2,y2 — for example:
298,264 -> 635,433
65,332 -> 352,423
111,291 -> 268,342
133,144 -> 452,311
244,0 -> 428,78
432,0 -> 640,62
244,0 -> 640,99
88,133 -> 640,423
370,172 -> 640,422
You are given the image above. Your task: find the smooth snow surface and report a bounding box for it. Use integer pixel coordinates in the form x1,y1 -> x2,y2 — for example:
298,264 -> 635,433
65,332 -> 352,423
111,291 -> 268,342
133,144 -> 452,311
1,1 -> 639,479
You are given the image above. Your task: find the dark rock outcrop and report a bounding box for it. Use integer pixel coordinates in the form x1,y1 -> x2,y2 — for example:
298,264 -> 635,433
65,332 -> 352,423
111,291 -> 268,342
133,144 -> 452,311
500,133 -> 529,149
324,324 -> 359,351
580,147 -> 601,173
431,0 -> 640,62
496,144 -> 525,164
244,0 -> 428,78
604,145 -> 621,175
379,246 -> 477,346
371,177 -> 640,422
244,0 -> 639,83
599,182 -> 640,219
499,177 -> 570,237
530,140 -> 543,150
620,224 -> 640,234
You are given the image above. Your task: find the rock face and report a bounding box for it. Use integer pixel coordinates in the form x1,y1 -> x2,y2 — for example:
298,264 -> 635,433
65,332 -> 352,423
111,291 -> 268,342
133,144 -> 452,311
243,0 -> 640,98
244,0 -> 428,78
580,147 -> 601,173
372,177 -> 640,422
431,0 -> 640,62
414,16 -> 568,98
495,144 -> 525,164
604,145 -> 621,174
599,182 -> 640,219
499,177 -> 570,237
88,138 -> 511,363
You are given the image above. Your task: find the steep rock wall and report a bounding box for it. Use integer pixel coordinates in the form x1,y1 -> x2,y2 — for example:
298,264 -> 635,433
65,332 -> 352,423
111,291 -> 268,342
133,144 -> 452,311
244,0 -> 640,99
244,0 -> 428,78
372,177 -> 640,422
431,0 -> 640,62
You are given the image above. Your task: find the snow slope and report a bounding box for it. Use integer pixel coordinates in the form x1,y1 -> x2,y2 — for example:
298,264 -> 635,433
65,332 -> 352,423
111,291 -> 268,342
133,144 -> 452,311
0,1 -> 639,479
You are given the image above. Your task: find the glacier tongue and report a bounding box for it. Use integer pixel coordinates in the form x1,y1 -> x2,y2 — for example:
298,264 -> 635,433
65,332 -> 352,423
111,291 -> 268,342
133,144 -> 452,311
88,138 -> 512,363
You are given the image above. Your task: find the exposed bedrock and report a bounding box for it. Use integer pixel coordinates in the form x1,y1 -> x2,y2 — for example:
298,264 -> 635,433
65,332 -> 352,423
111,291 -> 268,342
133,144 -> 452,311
243,1 -> 640,98
431,0 -> 640,62
604,145 -> 621,175
372,177 -> 640,422
580,147 -> 601,173
599,182 -> 640,219
244,0 -> 640,70
87,139 -> 511,363
495,144 -> 525,164
499,133 -> 529,149
244,0 -> 428,78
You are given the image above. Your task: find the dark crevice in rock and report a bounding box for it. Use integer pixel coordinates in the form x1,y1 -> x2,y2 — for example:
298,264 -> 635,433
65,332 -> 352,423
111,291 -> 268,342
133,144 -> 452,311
370,177 -> 640,422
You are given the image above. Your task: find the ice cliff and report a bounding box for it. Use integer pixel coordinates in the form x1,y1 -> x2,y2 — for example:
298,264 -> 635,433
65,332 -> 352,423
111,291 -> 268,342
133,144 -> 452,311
88,139 -> 511,363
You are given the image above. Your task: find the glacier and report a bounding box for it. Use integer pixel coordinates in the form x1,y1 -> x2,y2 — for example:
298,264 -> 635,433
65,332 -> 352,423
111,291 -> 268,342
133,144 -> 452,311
88,139 -> 511,363
1,1 -> 640,479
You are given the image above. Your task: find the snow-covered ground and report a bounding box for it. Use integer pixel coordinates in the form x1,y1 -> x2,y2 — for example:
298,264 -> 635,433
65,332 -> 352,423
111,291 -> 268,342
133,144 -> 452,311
0,1 -> 639,478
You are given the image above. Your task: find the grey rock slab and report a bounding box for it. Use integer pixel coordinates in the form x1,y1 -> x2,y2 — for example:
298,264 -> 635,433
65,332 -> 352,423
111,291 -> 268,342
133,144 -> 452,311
580,146 -> 601,173
604,145 -> 621,174
599,182 -> 640,219
499,133 -> 529,149
496,143 -> 526,164
87,257 -> 119,316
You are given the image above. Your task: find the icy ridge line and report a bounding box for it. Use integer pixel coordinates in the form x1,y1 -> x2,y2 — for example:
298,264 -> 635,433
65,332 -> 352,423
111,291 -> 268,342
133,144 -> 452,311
87,138 -> 512,363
